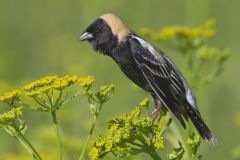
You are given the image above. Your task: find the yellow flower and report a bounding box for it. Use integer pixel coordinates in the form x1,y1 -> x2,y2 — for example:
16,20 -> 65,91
187,134 -> 201,145
78,75 -> 95,87
24,75 -> 81,97
89,147 -> 100,160
25,86 -> 52,97
25,90 -> 41,97
95,136 -> 105,148
204,18 -> 216,28
189,27 -> 202,38
152,134 -> 164,149
95,84 -> 114,102
169,151 -> 177,159
0,90 -> 21,102
168,142 -> 184,160
89,102 -> 167,159
176,27 -> 191,37
53,77 -> 69,90
0,107 -> 23,125
53,75 -> 79,90
203,29 -> 215,38
105,139 -> 113,151
23,76 -> 58,92
112,130 -> 122,143
139,97 -> 149,107
65,75 -> 79,84
157,26 -> 177,40
196,47 -> 217,61
130,106 -> 141,117
39,76 -> 58,86
150,19 -> 216,42
187,133 -> 201,153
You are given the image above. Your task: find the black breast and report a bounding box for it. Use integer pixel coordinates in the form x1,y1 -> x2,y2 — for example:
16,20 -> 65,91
109,40 -> 151,92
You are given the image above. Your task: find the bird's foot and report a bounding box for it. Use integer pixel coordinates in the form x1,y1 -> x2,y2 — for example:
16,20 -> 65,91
148,108 -> 160,122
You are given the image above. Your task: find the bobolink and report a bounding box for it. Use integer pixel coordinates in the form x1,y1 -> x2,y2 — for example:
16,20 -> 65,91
79,14 -> 216,143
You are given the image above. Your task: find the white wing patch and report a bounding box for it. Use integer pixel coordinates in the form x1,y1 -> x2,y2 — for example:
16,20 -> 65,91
132,36 -> 165,63
186,89 -> 197,109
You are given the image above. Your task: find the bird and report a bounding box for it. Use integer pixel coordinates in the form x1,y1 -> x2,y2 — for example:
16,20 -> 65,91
79,13 -> 216,143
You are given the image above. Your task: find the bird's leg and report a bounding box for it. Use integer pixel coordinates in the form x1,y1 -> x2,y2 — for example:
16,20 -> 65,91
148,99 -> 162,122
148,107 -> 159,117
151,108 -> 161,122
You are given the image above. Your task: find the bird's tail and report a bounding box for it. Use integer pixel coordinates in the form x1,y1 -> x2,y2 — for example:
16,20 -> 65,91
186,104 -> 217,144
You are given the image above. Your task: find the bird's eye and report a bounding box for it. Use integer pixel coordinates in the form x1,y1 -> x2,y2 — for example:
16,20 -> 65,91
94,27 -> 100,33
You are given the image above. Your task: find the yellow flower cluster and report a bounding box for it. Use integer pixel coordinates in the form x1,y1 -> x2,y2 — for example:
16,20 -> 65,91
152,134 -> 164,149
53,75 -> 79,90
156,26 -> 215,40
0,107 -> 23,125
78,75 -> 95,87
196,47 -> 218,61
196,47 -> 231,62
89,99 -> 165,159
187,133 -> 201,154
168,142 -> 184,160
129,106 -> 141,118
168,150 -> 178,159
23,76 -> 58,92
95,84 -> 114,102
217,49 -> 231,64
187,133 -> 201,145
141,19 -> 216,41
0,90 -> 21,103
23,75 -> 94,97
139,97 -> 149,107
89,147 -> 100,160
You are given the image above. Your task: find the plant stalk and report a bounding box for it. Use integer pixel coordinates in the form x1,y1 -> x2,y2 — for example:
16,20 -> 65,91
19,133 -> 43,160
147,150 -> 162,160
5,126 -> 42,160
51,111 -> 62,160
78,103 -> 103,160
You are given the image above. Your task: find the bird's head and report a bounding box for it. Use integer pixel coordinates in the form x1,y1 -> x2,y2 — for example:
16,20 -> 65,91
79,14 -> 131,54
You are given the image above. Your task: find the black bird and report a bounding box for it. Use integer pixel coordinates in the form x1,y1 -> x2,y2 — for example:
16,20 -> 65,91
79,13 -> 216,143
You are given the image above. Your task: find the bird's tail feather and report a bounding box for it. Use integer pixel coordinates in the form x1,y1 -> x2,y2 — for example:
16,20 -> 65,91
186,105 -> 217,144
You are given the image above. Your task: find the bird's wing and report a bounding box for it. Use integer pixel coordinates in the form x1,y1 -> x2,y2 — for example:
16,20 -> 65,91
129,35 -> 193,127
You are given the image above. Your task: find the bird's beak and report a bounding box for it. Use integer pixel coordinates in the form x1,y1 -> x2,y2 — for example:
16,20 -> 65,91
79,32 -> 94,41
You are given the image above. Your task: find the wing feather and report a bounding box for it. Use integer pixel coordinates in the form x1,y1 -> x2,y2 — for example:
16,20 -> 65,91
130,36 -> 186,99
130,36 -> 188,127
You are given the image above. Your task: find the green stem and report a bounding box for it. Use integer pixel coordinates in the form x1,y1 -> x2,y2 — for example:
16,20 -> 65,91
78,122 -> 96,160
19,133 -> 43,160
54,90 -> 63,108
47,93 -> 53,108
5,127 -> 42,160
60,90 -> 83,107
78,103 -> 103,160
33,97 -> 51,110
51,111 -> 62,160
185,122 -> 194,159
147,150 -> 162,160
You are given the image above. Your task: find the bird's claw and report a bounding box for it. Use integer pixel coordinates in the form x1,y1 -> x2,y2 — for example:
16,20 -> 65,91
148,108 -> 160,121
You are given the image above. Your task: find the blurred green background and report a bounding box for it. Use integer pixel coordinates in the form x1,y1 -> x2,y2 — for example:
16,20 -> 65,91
0,0 -> 239,159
